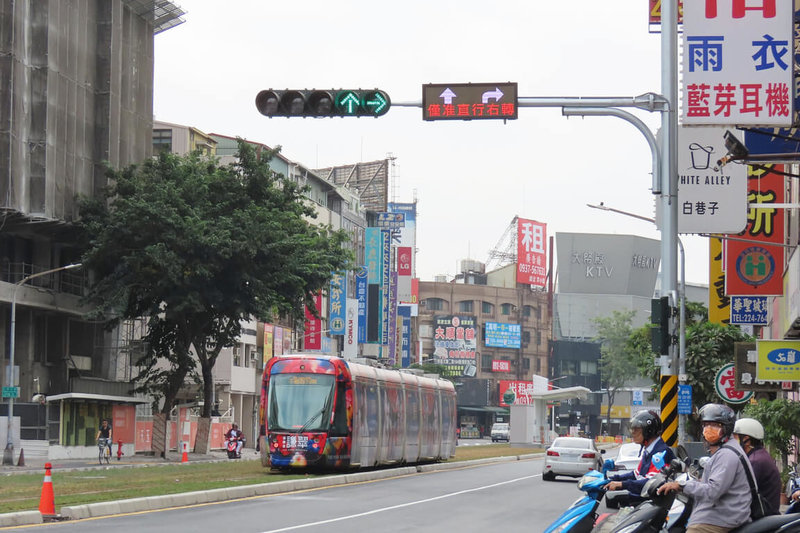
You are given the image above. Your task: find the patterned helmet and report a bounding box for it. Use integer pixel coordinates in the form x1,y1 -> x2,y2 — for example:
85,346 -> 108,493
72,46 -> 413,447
629,410 -> 662,441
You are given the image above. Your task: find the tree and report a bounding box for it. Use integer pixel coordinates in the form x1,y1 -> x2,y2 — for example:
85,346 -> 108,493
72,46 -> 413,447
630,305 -> 753,437
593,310 -> 639,435
743,399 -> 800,470
78,141 -> 354,419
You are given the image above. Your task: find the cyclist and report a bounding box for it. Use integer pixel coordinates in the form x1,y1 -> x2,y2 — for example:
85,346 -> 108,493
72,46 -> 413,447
96,418 -> 113,456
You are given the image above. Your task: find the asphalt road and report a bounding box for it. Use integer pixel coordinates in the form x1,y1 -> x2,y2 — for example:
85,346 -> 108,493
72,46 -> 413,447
0,456 -> 588,533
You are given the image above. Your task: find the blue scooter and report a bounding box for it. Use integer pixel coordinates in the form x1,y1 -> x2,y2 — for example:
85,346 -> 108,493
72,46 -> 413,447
544,459 -> 615,533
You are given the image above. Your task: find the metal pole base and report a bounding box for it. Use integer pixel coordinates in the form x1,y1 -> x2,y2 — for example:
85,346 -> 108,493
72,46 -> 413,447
2,443 -> 14,466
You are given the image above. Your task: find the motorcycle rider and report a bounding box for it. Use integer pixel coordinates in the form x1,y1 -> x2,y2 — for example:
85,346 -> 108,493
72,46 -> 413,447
224,423 -> 245,458
733,417 -> 780,516
658,403 -> 754,532
606,409 -> 675,505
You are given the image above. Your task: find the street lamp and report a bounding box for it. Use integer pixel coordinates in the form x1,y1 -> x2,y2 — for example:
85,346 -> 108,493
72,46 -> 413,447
3,263 -> 82,466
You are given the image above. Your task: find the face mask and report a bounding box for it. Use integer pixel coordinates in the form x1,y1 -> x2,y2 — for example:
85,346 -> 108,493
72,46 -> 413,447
703,425 -> 723,443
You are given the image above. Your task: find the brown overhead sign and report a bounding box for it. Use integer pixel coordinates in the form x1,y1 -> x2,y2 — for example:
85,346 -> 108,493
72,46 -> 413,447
422,82 -> 518,121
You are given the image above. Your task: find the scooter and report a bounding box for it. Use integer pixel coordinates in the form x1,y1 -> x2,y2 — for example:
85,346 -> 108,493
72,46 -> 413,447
543,459 -> 615,533
225,435 -> 241,459
596,447 -> 800,533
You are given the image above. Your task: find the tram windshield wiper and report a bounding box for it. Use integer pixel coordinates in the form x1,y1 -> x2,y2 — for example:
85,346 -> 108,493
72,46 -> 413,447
296,391 -> 333,434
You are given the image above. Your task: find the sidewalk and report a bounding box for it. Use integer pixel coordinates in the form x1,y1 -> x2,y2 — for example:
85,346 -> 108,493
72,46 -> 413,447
0,447 -> 258,476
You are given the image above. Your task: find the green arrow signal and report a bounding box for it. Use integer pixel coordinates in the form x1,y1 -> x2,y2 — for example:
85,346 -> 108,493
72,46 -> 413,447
365,92 -> 388,115
337,92 -> 360,115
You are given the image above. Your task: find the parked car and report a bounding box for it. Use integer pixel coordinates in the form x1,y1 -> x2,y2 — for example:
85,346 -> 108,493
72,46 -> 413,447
490,423 -> 510,442
542,436 -> 604,481
604,442 -> 644,508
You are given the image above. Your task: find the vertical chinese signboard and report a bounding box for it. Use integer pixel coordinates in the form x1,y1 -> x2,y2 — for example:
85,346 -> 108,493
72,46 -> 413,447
682,0 -> 793,126
517,218 -> 547,287
263,323 -> 274,367
303,292 -> 322,350
725,165 -> 785,296
329,272 -> 346,336
709,237 -> 730,324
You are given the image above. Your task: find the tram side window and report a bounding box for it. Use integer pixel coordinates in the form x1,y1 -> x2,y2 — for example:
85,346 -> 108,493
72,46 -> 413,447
330,382 -> 349,437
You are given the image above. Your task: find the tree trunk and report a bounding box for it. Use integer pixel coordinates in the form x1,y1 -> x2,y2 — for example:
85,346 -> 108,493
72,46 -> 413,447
200,359 -> 215,418
194,417 -> 212,454
152,413 -> 168,458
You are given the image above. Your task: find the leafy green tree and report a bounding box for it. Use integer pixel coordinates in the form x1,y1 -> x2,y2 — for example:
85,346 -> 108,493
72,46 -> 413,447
78,141 -> 353,418
593,310 -> 639,434
743,399 -> 800,470
630,304 -> 753,437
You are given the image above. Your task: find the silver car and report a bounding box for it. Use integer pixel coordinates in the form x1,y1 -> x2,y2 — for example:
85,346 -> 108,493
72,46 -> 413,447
491,423 -> 510,442
542,437 -> 605,481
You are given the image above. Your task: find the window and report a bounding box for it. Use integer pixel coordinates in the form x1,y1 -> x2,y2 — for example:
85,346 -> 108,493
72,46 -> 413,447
481,301 -> 493,315
535,357 -> 541,373
522,305 -> 532,318
522,331 -> 531,344
580,361 -> 597,374
481,354 -> 493,371
523,358 -> 530,370
233,345 -> 242,367
534,306 -> 542,319
425,298 -> 444,311
152,129 -> 173,154
458,300 -> 473,313
500,303 -> 514,316
536,331 -> 542,346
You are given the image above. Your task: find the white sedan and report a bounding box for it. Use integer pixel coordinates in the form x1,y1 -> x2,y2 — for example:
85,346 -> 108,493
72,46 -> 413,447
542,437 -> 605,481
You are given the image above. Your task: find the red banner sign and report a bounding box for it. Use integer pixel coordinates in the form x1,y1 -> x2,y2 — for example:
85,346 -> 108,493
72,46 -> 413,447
725,165 -> 785,296
491,360 -> 511,372
517,218 -> 547,287
499,380 -> 535,406
397,246 -> 412,276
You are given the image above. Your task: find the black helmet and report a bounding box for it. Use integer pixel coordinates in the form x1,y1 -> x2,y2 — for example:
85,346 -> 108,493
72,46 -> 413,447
630,410 -> 662,441
699,403 -> 736,438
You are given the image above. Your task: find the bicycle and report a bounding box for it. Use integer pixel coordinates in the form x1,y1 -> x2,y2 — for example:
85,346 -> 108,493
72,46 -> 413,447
98,438 -> 111,464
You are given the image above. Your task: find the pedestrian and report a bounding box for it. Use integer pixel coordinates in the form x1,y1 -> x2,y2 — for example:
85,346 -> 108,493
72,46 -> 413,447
733,417 -> 781,516
658,403 -> 753,532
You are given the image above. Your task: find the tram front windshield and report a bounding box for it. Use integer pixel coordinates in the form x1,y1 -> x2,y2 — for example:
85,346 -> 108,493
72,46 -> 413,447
268,373 -> 335,432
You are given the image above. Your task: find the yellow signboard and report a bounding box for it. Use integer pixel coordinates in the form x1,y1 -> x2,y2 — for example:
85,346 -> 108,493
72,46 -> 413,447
756,340 -> 800,381
709,237 -> 729,324
600,405 -> 632,419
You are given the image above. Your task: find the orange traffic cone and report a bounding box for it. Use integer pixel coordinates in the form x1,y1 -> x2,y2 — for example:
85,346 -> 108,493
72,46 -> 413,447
39,462 -> 56,517
16,448 -> 25,466
181,442 -> 188,464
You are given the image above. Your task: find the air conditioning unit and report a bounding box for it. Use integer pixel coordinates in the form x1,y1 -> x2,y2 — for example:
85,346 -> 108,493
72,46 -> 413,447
69,356 -> 92,371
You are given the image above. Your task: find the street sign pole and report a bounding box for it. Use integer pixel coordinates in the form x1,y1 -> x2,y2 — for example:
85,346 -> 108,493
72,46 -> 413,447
659,0 -> 680,447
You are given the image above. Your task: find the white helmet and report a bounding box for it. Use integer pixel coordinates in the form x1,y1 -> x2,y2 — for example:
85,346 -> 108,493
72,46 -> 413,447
733,417 -> 764,440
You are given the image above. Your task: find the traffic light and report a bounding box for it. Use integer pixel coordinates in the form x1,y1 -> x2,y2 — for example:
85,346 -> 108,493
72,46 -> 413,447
651,296 -> 674,355
255,89 -> 391,118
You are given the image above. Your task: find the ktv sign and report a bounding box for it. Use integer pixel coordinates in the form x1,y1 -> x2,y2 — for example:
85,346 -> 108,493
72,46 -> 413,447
682,0 -> 793,126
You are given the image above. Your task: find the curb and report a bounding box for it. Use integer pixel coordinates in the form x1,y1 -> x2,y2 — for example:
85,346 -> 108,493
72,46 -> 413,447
0,452 -> 545,527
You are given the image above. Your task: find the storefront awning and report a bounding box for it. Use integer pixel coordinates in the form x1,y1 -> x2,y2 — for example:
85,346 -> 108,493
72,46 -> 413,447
46,393 -> 149,404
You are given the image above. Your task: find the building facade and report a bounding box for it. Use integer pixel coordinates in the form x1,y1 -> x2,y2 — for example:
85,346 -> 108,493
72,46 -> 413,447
0,1 -> 184,457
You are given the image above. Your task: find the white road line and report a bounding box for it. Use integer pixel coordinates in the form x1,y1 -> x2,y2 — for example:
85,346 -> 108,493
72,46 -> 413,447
260,474 -> 538,533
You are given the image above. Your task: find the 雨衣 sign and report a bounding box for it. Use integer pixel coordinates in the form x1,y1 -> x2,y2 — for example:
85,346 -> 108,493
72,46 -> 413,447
423,82 -> 518,121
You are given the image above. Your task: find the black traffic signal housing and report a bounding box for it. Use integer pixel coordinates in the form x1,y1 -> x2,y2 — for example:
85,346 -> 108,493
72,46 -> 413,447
651,296 -> 675,355
255,89 -> 391,118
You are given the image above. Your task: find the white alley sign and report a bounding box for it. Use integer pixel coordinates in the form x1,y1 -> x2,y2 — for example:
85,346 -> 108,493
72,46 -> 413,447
677,127 -> 747,233
682,0 -> 793,126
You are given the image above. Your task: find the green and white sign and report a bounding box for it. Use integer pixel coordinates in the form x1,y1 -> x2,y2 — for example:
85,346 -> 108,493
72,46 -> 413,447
2,386 -> 20,399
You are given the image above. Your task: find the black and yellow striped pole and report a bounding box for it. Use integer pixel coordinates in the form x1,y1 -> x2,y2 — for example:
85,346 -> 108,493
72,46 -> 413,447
652,295 -> 679,446
660,374 -> 678,447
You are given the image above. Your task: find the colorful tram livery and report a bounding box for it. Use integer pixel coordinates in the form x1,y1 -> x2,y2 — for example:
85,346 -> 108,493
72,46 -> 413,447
259,355 -> 457,469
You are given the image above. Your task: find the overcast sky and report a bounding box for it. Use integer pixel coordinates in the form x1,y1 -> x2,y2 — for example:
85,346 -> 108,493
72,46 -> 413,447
153,1 -> 710,286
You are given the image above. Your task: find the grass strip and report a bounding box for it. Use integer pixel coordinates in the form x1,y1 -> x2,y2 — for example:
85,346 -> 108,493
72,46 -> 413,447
0,443 -> 542,514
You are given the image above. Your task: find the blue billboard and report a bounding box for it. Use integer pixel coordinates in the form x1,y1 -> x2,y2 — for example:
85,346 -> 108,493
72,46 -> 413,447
484,322 -> 521,349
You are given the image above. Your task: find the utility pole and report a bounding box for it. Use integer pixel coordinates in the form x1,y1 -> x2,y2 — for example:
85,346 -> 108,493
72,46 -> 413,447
658,0 -> 680,448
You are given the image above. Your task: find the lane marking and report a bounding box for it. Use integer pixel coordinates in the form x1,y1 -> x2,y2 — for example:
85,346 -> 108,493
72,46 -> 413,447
259,474 -> 538,533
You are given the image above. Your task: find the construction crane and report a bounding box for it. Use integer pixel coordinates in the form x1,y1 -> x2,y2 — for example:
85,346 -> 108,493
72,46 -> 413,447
485,216 -> 519,271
